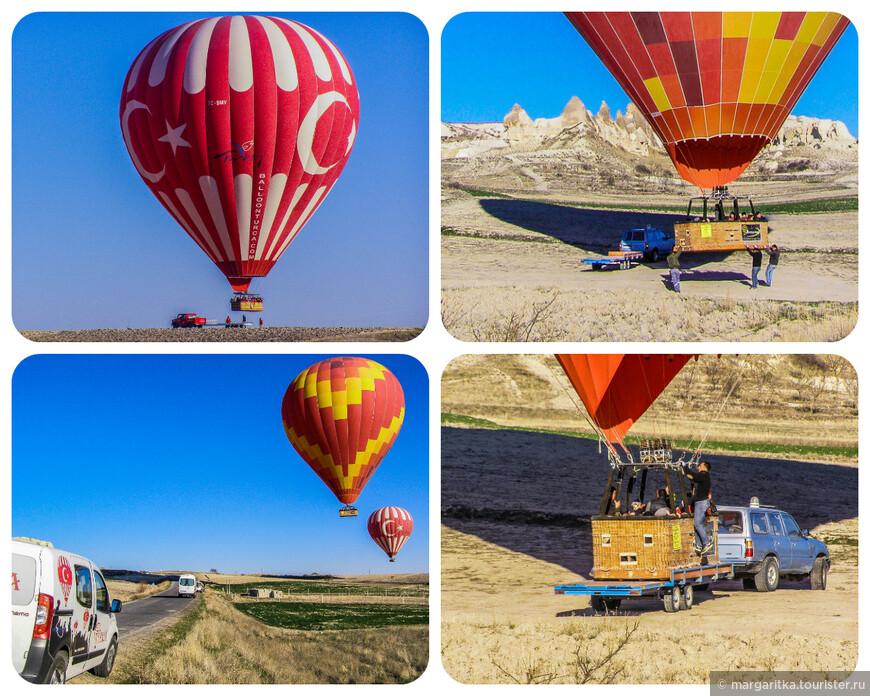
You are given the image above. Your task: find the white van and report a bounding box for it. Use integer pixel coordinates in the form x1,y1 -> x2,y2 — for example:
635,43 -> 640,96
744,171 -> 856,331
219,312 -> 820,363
11,538 -> 122,683
177,574 -> 197,597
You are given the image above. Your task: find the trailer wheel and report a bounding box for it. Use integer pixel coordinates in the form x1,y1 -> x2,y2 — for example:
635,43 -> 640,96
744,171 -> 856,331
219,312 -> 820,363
662,586 -> 680,613
590,595 -> 606,614
678,585 -> 693,610
810,556 -> 828,590
604,598 -> 622,614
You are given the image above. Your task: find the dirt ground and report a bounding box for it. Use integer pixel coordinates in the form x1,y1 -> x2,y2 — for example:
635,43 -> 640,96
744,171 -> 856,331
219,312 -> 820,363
441,194 -> 857,342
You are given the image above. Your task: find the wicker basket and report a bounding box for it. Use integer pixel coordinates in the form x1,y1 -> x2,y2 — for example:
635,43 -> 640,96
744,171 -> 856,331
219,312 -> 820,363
591,515 -> 718,580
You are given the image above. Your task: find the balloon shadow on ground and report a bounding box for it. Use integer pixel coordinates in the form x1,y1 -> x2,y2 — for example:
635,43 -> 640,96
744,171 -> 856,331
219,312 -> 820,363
477,199 -> 681,253
441,427 -> 857,576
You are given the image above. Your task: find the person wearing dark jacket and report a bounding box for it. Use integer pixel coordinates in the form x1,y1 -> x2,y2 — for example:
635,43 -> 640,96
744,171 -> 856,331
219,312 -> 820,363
683,460 -> 714,553
746,246 -> 763,288
765,245 -> 780,287
645,488 -> 671,516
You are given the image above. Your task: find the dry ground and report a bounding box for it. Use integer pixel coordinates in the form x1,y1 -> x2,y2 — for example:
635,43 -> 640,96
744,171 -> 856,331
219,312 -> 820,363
20,326 -> 423,342
441,193 -> 857,342
441,355 -> 858,683
106,579 -> 172,604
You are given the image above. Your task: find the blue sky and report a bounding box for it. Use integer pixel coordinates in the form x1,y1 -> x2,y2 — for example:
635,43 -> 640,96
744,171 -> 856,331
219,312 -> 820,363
442,13 -> 858,137
12,354 -> 429,575
12,12 -> 428,331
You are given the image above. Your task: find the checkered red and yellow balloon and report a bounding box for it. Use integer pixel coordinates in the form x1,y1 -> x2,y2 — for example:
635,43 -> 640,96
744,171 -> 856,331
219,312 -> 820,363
282,357 -> 405,505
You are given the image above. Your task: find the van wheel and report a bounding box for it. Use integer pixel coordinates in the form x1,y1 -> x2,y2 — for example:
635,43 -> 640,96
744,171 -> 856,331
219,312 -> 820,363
754,557 -> 779,592
90,636 -> 118,677
810,557 -> 828,590
44,652 -> 69,684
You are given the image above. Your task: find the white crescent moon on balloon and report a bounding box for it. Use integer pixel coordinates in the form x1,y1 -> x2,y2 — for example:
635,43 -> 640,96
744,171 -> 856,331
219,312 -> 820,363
296,91 -> 351,175
380,520 -> 397,538
121,100 -> 165,183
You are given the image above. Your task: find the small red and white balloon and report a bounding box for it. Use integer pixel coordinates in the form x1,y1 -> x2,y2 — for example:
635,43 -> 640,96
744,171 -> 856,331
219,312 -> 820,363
367,507 -> 413,562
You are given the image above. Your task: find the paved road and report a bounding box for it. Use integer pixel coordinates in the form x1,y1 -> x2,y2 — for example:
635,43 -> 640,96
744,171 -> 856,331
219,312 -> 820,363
118,582 -> 197,637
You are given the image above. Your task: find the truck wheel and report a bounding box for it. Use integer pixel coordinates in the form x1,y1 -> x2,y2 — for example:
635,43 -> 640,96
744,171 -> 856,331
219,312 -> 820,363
678,585 -> 693,610
810,556 -> 828,590
754,556 -> 779,592
651,248 -> 660,262
44,652 -> 69,684
662,586 -> 680,613
90,636 -> 118,677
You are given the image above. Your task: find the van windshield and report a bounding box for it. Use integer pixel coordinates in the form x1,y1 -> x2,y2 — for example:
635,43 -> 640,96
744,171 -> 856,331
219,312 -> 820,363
180,578 -> 195,586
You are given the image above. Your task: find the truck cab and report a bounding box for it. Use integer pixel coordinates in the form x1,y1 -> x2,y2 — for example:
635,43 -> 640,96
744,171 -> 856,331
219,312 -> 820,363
171,313 -> 205,328
12,538 -> 121,683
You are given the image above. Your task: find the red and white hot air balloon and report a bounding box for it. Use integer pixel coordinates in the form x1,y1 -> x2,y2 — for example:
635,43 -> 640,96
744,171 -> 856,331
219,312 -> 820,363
367,507 -> 413,562
120,15 -> 360,295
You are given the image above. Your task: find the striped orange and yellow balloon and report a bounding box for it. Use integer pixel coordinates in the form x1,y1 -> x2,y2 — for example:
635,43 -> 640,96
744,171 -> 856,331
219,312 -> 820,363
281,357 -> 405,506
566,12 -> 850,189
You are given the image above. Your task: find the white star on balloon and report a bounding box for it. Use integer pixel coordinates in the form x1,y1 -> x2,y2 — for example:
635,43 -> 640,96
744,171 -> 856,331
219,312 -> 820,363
159,121 -> 190,154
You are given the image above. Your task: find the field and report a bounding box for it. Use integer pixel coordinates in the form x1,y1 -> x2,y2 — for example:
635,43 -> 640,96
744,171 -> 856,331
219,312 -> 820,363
235,601 -> 429,630
78,573 -> 428,684
441,355 -> 858,683
106,579 -> 172,603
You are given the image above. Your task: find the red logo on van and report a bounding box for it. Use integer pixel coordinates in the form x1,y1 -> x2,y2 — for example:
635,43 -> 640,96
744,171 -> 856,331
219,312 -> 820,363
57,556 -> 73,602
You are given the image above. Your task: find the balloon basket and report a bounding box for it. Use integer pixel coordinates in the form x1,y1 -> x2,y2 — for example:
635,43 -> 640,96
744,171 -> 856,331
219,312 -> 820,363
230,294 -> 263,312
339,506 -> 358,518
389,558 -> 396,563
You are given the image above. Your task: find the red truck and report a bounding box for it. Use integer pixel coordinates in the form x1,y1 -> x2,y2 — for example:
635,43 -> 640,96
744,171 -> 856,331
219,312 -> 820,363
171,313 -> 207,328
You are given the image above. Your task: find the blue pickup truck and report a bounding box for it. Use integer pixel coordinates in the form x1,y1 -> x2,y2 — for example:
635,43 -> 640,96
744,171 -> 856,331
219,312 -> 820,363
619,226 -> 675,262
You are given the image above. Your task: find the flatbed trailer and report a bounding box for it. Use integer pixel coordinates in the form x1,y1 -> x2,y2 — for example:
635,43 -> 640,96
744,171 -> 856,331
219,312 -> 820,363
202,320 -> 253,328
554,562 -> 734,614
581,251 -> 642,271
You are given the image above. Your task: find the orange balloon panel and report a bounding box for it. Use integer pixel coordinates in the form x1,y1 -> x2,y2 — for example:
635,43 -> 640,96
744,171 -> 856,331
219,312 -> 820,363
566,12 -> 849,188
556,354 -> 692,444
282,357 -> 405,505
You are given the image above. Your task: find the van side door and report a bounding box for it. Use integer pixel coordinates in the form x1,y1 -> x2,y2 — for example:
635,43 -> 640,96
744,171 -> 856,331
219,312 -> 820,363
67,560 -> 95,680
88,568 -> 115,665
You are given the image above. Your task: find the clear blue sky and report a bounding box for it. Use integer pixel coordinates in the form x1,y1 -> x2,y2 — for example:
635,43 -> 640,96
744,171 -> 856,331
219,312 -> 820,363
12,12 -> 428,330
12,354 -> 429,575
442,12 -> 858,138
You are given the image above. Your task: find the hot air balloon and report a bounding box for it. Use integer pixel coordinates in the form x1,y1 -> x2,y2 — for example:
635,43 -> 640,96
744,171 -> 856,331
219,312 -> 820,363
565,12 -> 849,190
556,354 -> 698,516
120,16 -> 360,309
367,507 -> 413,562
281,357 -> 404,517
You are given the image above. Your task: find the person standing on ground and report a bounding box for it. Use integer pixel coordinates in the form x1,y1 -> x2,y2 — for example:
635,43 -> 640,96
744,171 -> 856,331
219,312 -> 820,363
683,460 -> 714,554
746,245 -> 763,288
765,245 -> 780,287
667,247 -> 682,293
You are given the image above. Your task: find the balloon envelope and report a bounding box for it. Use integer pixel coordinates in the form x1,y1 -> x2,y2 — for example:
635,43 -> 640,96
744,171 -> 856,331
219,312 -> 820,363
120,15 -> 360,292
367,506 -> 413,560
566,12 -> 849,189
556,354 -> 692,444
282,357 -> 404,505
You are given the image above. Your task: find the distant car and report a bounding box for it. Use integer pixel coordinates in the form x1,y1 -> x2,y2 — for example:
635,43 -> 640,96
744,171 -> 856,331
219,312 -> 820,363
12,538 -> 122,683
619,226 -> 675,262
716,500 -> 830,592
195,581 -> 204,593
177,574 -> 197,598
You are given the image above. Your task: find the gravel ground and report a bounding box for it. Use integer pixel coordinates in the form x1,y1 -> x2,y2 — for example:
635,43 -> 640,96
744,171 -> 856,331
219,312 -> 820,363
20,327 -> 423,343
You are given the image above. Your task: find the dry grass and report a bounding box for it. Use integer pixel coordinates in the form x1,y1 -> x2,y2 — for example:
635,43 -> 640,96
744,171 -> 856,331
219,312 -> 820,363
117,591 -> 427,684
442,287 -> 858,343
106,580 -> 171,604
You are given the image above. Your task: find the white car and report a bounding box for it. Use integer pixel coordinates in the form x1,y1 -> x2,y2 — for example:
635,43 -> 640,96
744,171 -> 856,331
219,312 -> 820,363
177,574 -> 197,598
11,538 -> 121,683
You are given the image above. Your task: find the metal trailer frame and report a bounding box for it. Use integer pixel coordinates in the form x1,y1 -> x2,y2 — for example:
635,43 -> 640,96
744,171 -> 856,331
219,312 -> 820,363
554,562 -> 735,614
581,251 -> 642,271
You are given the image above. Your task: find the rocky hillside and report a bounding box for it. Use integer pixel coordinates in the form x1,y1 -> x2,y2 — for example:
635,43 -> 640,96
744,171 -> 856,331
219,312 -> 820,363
442,97 -> 858,198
